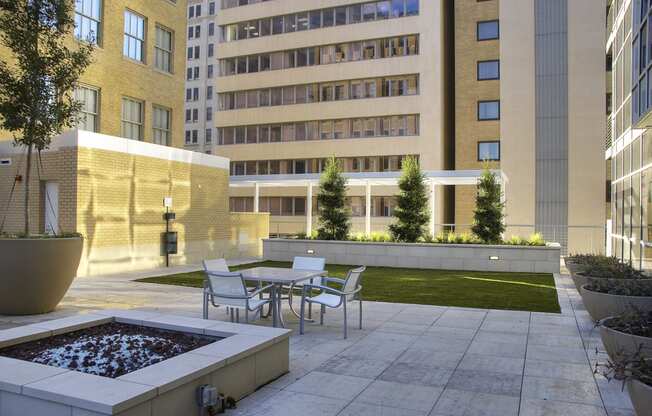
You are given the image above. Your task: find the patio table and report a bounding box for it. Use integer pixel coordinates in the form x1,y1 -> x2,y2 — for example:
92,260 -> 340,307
240,267 -> 326,328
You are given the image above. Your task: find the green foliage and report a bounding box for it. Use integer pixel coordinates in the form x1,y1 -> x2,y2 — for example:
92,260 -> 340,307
472,168 -> 505,244
317,156 -> 350,240
566,253 -> 621,267
580,262 -> 646,280
430,232 -> 481,244
348,232 -> 393,242
504,233 -> 546,247
603,308 -> 652,338
389,156 -> 429,242
585,279 -> 652,296
295,230 -> 318,240
0,0 -> 94,235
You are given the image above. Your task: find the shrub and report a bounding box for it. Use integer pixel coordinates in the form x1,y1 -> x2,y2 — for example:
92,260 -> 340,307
472,168 -> 505,243
389,156 -> 429,243
317,156 -> 350,240
527,233 -> 545,246
567,253 -> 621,267
603,309 -> 652,338
596,355 -> 652,387
580,263 -> 647,280
585,279 -> 652,297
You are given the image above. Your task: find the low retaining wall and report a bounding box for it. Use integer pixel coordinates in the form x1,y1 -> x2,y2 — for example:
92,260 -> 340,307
263,239 -> 560,273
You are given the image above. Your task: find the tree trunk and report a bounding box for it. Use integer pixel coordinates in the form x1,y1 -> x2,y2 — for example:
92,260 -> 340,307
23,144 -> 33,236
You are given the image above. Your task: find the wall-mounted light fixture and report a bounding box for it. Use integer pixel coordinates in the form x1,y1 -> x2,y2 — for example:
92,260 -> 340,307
307,249 -> 315,254
488,255 -> 499,261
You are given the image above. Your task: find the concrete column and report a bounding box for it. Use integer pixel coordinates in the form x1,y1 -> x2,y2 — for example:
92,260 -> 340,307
430,181 -> 436,237
253,182 -> 260,213
306,182 -> 313,236
365,181 -> 372,236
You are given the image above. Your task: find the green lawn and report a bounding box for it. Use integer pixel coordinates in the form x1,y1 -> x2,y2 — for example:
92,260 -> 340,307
136,261 -> 561,313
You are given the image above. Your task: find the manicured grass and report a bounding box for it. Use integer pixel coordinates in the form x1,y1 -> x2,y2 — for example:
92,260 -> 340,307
136,261 -> 561,313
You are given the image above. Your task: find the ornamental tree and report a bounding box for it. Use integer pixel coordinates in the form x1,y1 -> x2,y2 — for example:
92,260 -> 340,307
0,0 -> 94,235
389,156 -> 429,242
317,156 -> 351,240
472,168 -> 505,243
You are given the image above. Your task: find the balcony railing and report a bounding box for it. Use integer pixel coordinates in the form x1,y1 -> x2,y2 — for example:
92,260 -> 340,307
606,115 -> 613,150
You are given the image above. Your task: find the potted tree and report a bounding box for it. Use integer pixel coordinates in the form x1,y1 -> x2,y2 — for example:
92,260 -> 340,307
599,309 -> 652,361
0,0 -> 93,314
580,279 -> 652,321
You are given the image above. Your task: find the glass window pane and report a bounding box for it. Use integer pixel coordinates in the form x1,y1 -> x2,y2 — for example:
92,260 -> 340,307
478,101 -> 500,120
478,60 -> 500,80
478,20 -> 499,40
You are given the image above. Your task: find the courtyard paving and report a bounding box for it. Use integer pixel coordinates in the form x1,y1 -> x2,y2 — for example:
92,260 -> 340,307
0,264 -> 635,416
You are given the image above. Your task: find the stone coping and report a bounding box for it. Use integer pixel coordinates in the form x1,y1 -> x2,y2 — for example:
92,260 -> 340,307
0,310 -> 290,415
265,238 -> 559,250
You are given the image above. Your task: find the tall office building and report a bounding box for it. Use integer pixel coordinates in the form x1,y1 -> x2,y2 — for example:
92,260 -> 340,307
196,0 -> 604,252
607,0 -> 652,268
1,0 -> 187,148
185,0 -> 219,153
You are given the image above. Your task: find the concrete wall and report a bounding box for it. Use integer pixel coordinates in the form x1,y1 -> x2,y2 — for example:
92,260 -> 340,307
264,239 -> 560,273
0,131 -> 269,277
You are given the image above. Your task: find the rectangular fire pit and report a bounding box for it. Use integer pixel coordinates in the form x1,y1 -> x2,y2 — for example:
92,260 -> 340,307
0,311 -> 290,415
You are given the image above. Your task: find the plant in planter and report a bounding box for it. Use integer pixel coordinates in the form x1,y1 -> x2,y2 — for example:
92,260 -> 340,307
565,253 -> 620,275
573,262 -> 649,292
596,355 -> 652,416
600,309 -> 652,361
0,0 -> 93,314
581,279 -> 652,321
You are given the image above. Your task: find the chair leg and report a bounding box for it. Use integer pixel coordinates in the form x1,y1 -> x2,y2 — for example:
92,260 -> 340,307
202,292 -> 208,319
230,308 -> 235,323
343,301 -> 348,339
235,309 -> 240,323
320,305 -> 325,325
299,289 -> 306,335
359,299 -> 363,330
245,308 -> 249,324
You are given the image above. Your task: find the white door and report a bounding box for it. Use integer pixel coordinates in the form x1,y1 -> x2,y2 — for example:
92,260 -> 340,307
44,182 -> 59,235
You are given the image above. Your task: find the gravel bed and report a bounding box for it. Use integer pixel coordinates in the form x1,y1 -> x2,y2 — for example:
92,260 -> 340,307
0,322 -> 218,378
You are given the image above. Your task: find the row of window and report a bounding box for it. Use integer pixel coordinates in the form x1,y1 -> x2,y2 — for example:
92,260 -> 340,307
218,75 -> 419,111
186,86 -> 214,102
74,86 -> 172,146
189,22 -> 216,38
220,35 -> 419,76
221,0 -> 419,42
188,2 -> 215,19
221,0 -> 271,9
218,115 -> 419,145
185,128 -> 214,145
74,2 -> 175,73
230,155 -> 414,176
230,196 -> 397,217
185,107 -> 213,123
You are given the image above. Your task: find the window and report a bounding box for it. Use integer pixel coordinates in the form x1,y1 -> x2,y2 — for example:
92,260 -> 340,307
207,86 -> 213,100
209,23 -> 215,36
193,88 -> 199,101
185,130 -> 191,144
186,88 -> 192,101
121,98 -> 143,140
188,5 -> 194,18
75,0 -> 101,44
74,86 -> 99,132
206,107 -> 213,121
208,43 -> 214,57
209,2 -> 216,15
478,141 -> 500,161
123,11 -> 145,62
478,100 -> 500,120
477,20 -> 499,41
206,128 -> 213,144
192,130 -> 198,143
207,64 -> 214,78
478,60 -> 499,80
155,26 -> 173,73
152,106 -> 171,146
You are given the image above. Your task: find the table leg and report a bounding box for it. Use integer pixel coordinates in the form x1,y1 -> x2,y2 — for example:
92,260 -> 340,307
277,284 -> 286,328
271,285 -> 278,328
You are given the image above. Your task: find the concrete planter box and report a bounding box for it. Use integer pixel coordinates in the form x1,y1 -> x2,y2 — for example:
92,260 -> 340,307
580,286 -> 652,321
0,311 -> 289,416
599,319 -> 652,360
263,239 -> 560,273
627,379 -> 652,416
0,237 -> 83,315
573,274 -> 652,293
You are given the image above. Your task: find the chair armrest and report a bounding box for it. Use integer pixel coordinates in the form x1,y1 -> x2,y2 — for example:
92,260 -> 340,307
247,284 -> 274,298
322,277 -> 346,285
303,284 -> 344,297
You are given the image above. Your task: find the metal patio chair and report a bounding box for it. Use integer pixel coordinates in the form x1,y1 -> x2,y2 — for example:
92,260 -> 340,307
299,266 -> 365,339
286,256 -> 326,320
202,269 -> 272,322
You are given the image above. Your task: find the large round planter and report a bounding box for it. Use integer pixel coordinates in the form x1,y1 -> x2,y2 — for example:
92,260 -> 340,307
579,285 -> 652,322
573,274 -> 652,293
0,237 -> 83,315
565,259 -> 583,275
599,319 -> 652,360
627,379 -> 652,416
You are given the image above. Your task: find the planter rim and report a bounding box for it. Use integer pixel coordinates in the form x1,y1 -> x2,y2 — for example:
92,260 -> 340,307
264,238 -> 558,250
600,316 -> 652,339
629,378 -> 652,390
0,236 -> 83,241
576,272 -> 652,279
581,284 -> 652,299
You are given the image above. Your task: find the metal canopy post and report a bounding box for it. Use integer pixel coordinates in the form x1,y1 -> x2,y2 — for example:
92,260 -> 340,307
430,180 -> 436,237
306,182 -> 313,236
365,181 -> 372,236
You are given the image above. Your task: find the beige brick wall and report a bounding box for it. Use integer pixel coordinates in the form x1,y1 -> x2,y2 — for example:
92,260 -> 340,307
454,0 -> 500,228
1,0 -> 186,148
0,143 -> 270,277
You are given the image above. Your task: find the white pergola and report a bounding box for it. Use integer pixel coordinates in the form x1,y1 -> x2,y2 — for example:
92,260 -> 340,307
229,170 -> 507,236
